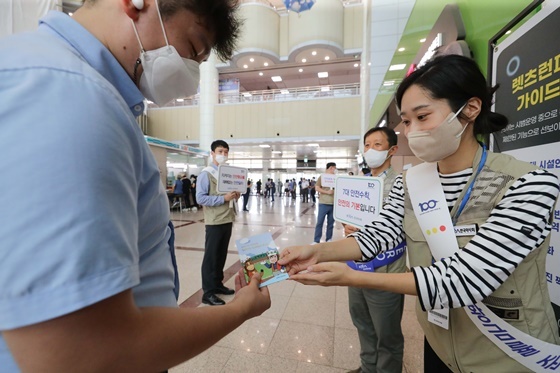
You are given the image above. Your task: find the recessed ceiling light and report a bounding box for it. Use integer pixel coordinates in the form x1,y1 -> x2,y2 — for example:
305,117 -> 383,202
243,64 -> 248,68
321,86 -> 330,92
298,68 -> 303,72
311,51 -> 317,56
271,76 -> 282,82
243,92 -> 252,97
318,72 -> 328,78
249,58 -> 254,62
271,150 -> 282,154
354,63 -> 359,67
259,144 -> 271,148
420,38 -> 426,43
259,72 -> 263,76
176,98 -> 184,102
389,64 -> 407,71
264,62 -> 269,66
398,47 -> 405,52
302,58 -> 307,63
324,56 -> 330,60
280,89 -> 289,94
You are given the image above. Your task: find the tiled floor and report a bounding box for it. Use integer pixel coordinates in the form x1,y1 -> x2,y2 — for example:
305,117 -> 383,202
169,195 -> 423,373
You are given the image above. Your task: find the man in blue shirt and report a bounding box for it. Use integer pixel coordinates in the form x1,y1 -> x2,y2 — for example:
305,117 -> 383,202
0,0 -> 270,371
196,140 -> 240,306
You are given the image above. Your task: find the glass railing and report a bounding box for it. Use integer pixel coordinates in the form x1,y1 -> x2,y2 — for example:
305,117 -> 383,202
148,83 -> 360,109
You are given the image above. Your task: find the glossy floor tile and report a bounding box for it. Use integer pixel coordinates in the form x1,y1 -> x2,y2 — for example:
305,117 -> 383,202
169,194 -> 424,372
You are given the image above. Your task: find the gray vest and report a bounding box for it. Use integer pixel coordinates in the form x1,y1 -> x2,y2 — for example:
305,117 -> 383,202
202,171 -> 235,225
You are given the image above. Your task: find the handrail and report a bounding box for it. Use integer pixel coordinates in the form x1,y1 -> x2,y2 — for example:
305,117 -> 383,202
148,83 -> 360,109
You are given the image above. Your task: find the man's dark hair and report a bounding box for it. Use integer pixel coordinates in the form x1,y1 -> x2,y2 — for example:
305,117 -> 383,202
363,127 -> 398,147
159,0 -> 241,61
326,162 -> 336,170
211,139 -> 229,151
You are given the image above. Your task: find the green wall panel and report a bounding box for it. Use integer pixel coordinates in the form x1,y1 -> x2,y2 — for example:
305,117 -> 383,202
369,0 -> 535,127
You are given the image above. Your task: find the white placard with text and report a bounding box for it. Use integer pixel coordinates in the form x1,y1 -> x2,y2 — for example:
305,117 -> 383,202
217,165 -> 248,193
334,176 -> 384,228
320,173 -> 337,188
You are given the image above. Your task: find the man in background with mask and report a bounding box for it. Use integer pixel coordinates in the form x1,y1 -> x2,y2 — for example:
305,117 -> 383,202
196,140 -> 241,306
0,0 -> 270,371
345,127 -> 406,373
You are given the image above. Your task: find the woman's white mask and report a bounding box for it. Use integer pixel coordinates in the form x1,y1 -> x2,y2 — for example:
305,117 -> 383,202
131,0 -> 200,106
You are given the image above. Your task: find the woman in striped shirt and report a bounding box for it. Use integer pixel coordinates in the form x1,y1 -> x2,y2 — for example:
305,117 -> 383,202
279,55 -> 560,372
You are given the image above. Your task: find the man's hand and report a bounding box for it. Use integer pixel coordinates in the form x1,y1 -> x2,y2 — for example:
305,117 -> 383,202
231,272 -> 270,319
224,191 -> 240,202
290,262 -> 355,287
278,245 -> 320,276
343,224 -> 359,236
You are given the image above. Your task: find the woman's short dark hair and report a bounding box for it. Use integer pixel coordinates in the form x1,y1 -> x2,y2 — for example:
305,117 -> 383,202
160,0 -> 241,61
395,55 -> 508,136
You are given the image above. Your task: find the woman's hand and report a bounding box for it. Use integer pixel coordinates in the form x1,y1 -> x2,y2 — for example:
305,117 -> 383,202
290,262 -> 355,287
279,245 -> 320,276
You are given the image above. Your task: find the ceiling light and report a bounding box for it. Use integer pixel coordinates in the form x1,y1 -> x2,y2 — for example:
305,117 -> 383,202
259,144 -> 271,148
353,63 -> 359,67
249,58 -> 254,62
311,51 -> 317,56
307,143 -> 319,147
243,92 -> 252,97
271,76 -> 282,82
321,86 -> 330,92
398,47 -> 405,52
271,150 -> 282,154
259,72 -> 263,76
324,56 -> 330,61
243,64 -> 248,68
298,68 -> 303,72
280,89 -> 289,94
420,38 -> 426,43
389,64 -> 407,71
318,72 -> 328,78
176,98 -> 184,102
302,58 -> 307,63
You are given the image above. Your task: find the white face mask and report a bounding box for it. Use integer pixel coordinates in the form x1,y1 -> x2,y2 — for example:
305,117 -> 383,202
364,148 -> 390,168
406,103 -> 468,163
131,0 -> 200,106
215,154 -> 228,165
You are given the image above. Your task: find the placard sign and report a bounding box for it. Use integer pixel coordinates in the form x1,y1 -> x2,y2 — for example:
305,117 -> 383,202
492,2 -> 560,326
334,176 -> 383,228
320,173 -> 336,188
217,165 -> 248,193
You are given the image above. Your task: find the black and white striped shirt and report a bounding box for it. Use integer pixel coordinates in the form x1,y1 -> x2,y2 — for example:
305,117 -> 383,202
351,168 -> 559,311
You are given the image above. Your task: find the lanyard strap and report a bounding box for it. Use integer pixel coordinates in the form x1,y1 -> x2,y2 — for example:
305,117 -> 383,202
406,157 -> 560,371
452,143 -> 487,224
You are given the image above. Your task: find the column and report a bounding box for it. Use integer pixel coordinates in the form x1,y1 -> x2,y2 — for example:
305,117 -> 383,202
199,52 -> 219,153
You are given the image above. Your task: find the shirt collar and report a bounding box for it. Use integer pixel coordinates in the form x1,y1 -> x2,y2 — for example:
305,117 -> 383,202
39,11 -> 145,116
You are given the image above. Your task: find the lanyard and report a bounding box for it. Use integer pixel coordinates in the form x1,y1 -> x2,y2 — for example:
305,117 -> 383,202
451,144 -> 487,225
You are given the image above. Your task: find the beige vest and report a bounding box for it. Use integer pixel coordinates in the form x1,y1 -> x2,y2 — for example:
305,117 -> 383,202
403,148 -> 559,372
317,175 -> 334,205
202,170 -> 235,225
375,167 -> 407,274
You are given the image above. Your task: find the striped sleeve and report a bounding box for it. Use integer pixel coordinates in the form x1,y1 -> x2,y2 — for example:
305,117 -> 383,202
413,169 -> 559,311
350,174 -> 406,260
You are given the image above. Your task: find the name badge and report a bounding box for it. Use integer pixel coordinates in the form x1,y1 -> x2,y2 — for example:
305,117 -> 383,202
428,308 -> 449,329
454,224 -> 477,236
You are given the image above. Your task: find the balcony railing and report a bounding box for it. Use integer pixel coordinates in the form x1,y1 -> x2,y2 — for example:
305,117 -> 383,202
148,83 -> 360,109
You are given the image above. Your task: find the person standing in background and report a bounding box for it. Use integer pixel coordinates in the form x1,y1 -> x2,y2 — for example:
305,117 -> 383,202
301,178 -> 309,203
0,1 -> 270,371
277,179 -> 283,197
196,140 -> 241,306
309,176 -> 316,205
313,162 -> 336,244
242,179 -> 252,212
345,127 -> 405,373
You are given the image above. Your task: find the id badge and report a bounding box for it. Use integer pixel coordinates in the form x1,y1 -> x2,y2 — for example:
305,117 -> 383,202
454,224 -> 477,237
428,308 -> 449,329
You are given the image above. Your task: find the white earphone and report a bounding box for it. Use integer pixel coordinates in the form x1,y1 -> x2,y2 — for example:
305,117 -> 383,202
132,0 -> 144,10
